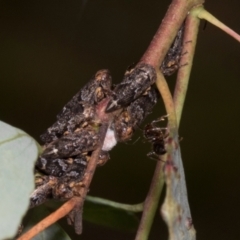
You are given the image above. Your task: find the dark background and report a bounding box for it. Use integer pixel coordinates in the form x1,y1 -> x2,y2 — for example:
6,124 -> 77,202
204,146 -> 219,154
1,0 -> 240,239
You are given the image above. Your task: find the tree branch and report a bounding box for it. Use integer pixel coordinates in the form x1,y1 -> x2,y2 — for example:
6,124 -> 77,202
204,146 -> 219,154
139,0 -> 205,68
71,123 -> 109,234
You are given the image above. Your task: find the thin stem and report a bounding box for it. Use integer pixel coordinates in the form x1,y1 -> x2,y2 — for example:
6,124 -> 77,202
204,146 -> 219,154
156,70 -> 178,130
86,196 -> 143,212
195,7 -> 240,42
173,11 -> 200,125
139,0 -> 204,68
69,123 -> 109,234
135,161 -> 165,240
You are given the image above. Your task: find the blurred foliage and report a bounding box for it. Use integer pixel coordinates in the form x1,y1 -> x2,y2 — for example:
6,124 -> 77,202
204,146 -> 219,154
46,199 -> 139,233
0,121 -> 39,239
23,206 -> 71,240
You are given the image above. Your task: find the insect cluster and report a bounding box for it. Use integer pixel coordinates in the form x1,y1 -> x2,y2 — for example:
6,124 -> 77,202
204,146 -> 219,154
31,69 -> 113,207
30,63 -> 159,207
30,23 -> 185,208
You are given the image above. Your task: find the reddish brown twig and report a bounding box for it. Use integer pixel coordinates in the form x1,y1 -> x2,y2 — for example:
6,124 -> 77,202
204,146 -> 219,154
17,197 -> 79,240
139,0 -> 204,68
70,123 -> 109,234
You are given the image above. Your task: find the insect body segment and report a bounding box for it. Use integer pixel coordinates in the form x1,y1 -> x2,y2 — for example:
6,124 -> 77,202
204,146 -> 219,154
114,87 -> 158,142
105,63 -> 156,113
41,127 -> 99,160
30,175 -> 58,208
37,154 -> 88,178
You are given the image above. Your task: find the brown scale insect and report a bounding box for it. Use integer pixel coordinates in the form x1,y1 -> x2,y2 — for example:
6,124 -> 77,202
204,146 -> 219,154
114,86 -> 158,142
41,69 -> 112,144
30,175 -> 58,208
160,23 -> 186,76
36,124 -> 100,176
105,63 -> 157,113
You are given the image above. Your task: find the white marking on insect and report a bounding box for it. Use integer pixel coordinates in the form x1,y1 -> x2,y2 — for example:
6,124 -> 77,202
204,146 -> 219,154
102,127 -> 117,151
53,148 -> 58,154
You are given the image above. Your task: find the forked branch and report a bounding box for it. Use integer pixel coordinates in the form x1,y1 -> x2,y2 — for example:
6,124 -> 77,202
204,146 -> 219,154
19,0 -> 240,239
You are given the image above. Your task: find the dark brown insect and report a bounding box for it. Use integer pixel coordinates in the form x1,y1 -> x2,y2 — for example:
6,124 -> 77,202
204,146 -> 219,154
41,69 -> 112,144
114,86 -> 158,142
30,171 -> 87,207
144,117 -> 168,160
36,124 -> 99,176
105,63 -> 156,112
160,23 -> 185,76
30,175 -> 58,208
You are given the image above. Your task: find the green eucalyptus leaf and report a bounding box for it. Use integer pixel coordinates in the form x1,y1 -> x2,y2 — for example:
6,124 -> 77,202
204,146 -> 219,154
0,121 -> 39,239
46,200 -> 139,232
83,201 -> 139,232
22,205 -> 71,240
